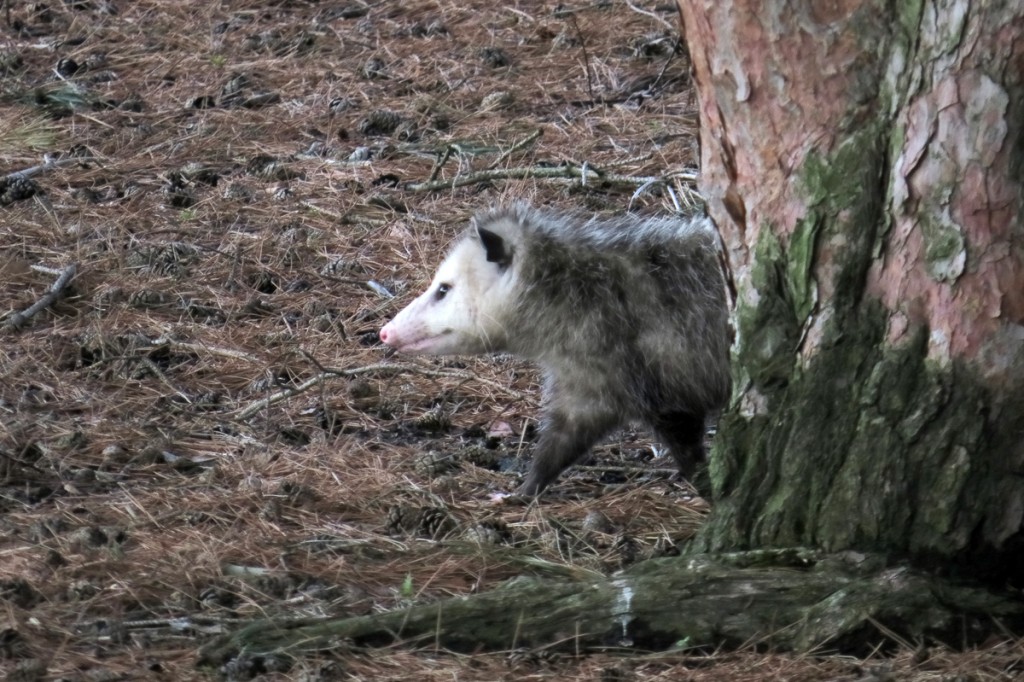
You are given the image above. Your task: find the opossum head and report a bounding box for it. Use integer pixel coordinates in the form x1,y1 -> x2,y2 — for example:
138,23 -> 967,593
379,218 -> 519,355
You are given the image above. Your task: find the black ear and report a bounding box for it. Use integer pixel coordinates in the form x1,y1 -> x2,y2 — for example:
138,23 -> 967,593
477,227 -> 513,269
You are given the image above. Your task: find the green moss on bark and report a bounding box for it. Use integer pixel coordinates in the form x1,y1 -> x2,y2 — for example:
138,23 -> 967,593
703,302 -> 887,551
919,211 -> 966,282
199,549 -> 1024,665
700,114 -> 1024,576
802,129 -> 887,312
730,124 -> 887,401
786,216 -> 820,324
704,287 -> 1022,578
735,230 -> 802,390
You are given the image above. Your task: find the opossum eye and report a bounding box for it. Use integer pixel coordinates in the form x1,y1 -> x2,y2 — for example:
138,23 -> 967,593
434,283 -> 451,300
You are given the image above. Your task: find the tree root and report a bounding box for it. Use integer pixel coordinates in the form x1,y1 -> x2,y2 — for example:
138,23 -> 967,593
197,550 -> 1024,668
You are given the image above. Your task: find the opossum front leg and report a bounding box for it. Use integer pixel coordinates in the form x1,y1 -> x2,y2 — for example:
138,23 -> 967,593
652,411 -> 711,496
516,410 -> 617,496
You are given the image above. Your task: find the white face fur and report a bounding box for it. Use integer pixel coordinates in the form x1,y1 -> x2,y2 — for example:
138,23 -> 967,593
379,228 -> 515,356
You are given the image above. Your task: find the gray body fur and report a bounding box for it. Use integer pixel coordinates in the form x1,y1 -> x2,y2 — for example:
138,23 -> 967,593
471,205 -> 731,495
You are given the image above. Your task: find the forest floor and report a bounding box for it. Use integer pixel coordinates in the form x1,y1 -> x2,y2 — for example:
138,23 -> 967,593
1,1 -> 1021,679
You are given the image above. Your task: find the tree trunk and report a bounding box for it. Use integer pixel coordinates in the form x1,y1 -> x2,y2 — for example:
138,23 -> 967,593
678,0 -> 1024,579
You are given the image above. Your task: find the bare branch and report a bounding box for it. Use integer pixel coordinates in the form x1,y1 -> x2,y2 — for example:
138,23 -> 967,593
146,337 -> 261,364
568,15 -> 595,102
624,0 -> 674,30
488,129 -> 543,170
426,145 -> 454,182
4,263 -> 78,331
235,362 -> 529,421
2,155 -> 98,180
407,164 -> 678,193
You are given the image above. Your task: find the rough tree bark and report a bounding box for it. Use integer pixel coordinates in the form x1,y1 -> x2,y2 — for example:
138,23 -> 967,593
679,0 -> 1024,578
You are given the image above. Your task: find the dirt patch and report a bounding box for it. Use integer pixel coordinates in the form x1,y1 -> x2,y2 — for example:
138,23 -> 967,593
0,1 -> 1020,679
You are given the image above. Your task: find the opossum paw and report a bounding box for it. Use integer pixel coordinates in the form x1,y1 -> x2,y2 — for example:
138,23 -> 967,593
676,465 -> 712,500
513,481 -> 544,497
487,490 -> 536,506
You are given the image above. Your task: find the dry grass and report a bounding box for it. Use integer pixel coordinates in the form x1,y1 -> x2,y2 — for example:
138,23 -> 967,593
0,1 -> 1021,679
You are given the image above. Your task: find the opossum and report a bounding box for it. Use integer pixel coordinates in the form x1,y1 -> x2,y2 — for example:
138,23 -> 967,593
379,204 -> 731,496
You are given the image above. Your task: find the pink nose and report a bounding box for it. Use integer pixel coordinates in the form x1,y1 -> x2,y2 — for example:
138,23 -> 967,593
379,325 -> 391,344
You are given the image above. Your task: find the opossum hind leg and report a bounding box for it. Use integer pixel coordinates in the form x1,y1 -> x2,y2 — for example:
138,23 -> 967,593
652,411 -> 711,495
516,411 -> 617,496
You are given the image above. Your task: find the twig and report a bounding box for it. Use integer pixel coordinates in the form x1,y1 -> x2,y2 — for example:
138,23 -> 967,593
298,348 -> 328,373
138,357 -> 192,403
602,153 -> 653,169
335,362 -> 530,402
2,155 -> 97,181
235,371 -> 332,420
663,169 -> 699,183
235,362 -> 530,420
299,200 -> 343,221
319,273 -> 384,287
624,0 -> 674,30
487,129 -> 543,170
648,37 -> 682,91
573,464 -> 680,477
4,263 -> 78,331
147,337 -> 261,363
29,264 -> 65,276
665,183 -> 682,212
568,15 -> 595,102
426,145 -> 453,182
503,7 -> 535,22
407,164 -> 669,193
629,177 -> 662,210
120,615 -> 249,630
